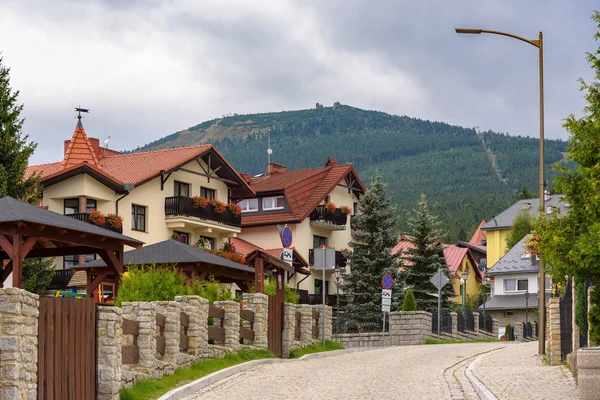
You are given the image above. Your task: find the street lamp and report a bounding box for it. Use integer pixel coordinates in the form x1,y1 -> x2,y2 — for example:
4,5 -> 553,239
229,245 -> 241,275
334,266 -> 343,334
461,270 -> 469,316
455,27 -> 546,354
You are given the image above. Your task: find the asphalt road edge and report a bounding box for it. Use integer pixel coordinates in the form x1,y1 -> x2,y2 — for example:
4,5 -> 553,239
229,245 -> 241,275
466,356 -> 498,400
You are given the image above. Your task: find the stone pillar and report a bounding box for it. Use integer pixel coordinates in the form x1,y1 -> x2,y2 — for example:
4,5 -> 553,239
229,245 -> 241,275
514,322 -> 523,340
282,303 -> 296,358
310,305 -> 332,342
214,300 -> 240,350
473,312 -> 480,333
96,305 -> 122,400
324,305 -> 333,340
578,348 -> 600,400
242,293 -> 268,348
0,288 -> 39,400
492,318 -> 500,336
175,295 -> 209,357
589,286 -> 596,347
299,304 -> 313,345
450,312 -> 457,334
122,302 -> 157,376
547,298 -> 562,366
153,301 -> 181,371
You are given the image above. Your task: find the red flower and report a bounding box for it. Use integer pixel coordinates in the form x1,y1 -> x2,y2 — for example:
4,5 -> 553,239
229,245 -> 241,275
105,213 -> 123,228
339,205 -> 352,215
210,199 -> 226,214
228,203 -> 242,217
193,196 -> 209,208
324,201 -> 337,214
89,209 -> 106,226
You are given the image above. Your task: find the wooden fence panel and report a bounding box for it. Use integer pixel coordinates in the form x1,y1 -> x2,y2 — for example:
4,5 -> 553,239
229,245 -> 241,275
37,296 -> 96,400
122,319 -> 140,364
294,311 -> 301,341
240,309 -> 255,342
156,313 -> 166,356
312,309 -> 320,338
268,295 -> 283,357
180,312 -> 190,353
208,305 -> 226,342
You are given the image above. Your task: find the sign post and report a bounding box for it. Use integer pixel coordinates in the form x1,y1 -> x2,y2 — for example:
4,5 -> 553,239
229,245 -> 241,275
430,268 -> 450,342
313,247 -> 336,346
381,274 -> 394,345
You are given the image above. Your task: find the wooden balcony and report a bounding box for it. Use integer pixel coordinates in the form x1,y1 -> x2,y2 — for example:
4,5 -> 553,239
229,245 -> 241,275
65,213 -> 123,234
164,196 -> 241,234
309,205 -> 348,230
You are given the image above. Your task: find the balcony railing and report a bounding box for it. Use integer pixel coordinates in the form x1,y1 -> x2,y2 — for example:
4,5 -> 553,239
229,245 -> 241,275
48,269 -> 75,291
309,205 -> 348,226
164,196 -> 242,227
65,213 -> 123,234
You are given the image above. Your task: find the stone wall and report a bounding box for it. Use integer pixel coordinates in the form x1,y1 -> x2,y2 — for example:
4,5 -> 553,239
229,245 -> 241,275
153,301 -> 181,373
0,288 -> 39,400
213,300 -> 240,351
175,295 -> 209,357
242,293 -> 268,349
547,298 -> 562,366
96,306 -> 122,400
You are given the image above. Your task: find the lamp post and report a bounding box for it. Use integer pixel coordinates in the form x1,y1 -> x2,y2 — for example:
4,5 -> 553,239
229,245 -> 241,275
461,270 -> 468,316
455,27 -> 546,354
334,266 -> 343,334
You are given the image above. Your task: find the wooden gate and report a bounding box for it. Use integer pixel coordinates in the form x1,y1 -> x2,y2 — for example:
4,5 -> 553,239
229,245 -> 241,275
267,295 -> 283,357
560,277 -> 573,362
38,296 -> 96,399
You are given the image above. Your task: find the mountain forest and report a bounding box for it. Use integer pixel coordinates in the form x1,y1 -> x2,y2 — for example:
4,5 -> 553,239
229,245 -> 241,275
132,103 -> 569,242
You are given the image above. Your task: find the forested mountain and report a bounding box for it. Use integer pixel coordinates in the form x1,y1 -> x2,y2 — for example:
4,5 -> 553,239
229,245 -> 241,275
133,104 -> 568,241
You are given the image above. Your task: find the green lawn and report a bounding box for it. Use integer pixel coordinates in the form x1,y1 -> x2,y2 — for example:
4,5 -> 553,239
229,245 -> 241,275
425,338 -> 502,345
289,340 -> 345,358
119,349 -> 276,400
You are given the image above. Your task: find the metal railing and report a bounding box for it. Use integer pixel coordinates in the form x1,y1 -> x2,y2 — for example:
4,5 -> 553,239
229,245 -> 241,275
309,205 -> 348,226
308,249 -> 346,267
65,213 -> 123,234
164,196 -> 241,227
48,269 -> 75,290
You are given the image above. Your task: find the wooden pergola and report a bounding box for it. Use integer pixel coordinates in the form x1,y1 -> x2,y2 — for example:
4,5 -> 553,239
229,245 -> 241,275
0,197 -> 142,294
246,249 -> 294,301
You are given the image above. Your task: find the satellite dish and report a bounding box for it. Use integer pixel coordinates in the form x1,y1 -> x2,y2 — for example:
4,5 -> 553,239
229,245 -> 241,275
103,136 -> 111,148
267,148 -> 273,155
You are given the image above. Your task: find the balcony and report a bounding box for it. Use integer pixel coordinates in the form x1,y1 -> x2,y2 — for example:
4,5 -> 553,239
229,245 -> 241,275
65,213 -> 123,234
48,269 -> 75,291
309,205 -> 348,230
295,289 -> 338,306
164,196 -> 242,234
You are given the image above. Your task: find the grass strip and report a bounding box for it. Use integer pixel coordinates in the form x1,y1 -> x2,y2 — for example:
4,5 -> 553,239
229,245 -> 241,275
119,349 -> 276,400
289,339 -> 344,358
425,338 -> 502,345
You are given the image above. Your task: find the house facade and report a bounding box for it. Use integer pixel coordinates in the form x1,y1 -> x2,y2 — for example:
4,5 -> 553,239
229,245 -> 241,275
25,119 -> 254,272
443,245 -> 482,305
233,159 -> 365,298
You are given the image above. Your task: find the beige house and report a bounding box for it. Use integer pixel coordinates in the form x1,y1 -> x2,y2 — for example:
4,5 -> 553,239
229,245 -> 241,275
25,118 -> 254,272
232,159 -> 366,299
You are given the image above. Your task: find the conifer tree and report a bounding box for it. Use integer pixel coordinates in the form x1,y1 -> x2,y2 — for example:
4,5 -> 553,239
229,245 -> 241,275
505,210 -> 534,252
401,288 -> 417,311
342,172 -> 403,317
403,194 -> 454,312
0,56 -> 40,203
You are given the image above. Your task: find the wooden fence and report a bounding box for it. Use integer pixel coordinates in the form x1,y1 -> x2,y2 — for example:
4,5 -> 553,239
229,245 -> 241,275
180,312 -> 190,353
156,313 -> 166,356
240,308 -> 255,342
122,319 -> 140,364
312,309 -> 320,339
208,305 -> 226,342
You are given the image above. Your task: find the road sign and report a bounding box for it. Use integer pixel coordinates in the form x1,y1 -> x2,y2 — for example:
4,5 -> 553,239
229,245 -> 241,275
282,248 -> 293,265
282,227 -> 293,247
430,270 -> 450,290
382,274 -> 394,289
382,304 -> 391,313
312,247 -> 336,270
382,289 -> 392,298
382,298 -> 391,306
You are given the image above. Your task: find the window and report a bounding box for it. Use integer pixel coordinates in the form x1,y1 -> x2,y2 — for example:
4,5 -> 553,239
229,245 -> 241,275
314,279 -> 329,295
504,311 -> 514,317
64,254 -> 95,269
504,278 -> 528,292
131,205 -> 146,231
238,198 -> 259,212
64,198 -> 97,215
174,181 -> 190,197
200,236 -> 215,250
313,235 -> 328,248
353,202 -> 359,216
325,196 -> 330,203
86,199 -> 97,213
200,187 -> 215,200
262,196 -> 284,210
173,231 -> 190,245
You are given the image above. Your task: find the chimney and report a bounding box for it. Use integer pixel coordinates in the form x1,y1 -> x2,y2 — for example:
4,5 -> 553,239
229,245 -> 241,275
521,202 -> 531,210
267,162 -> 287,175
64,139 -> 71,156
88,137 -> 101,159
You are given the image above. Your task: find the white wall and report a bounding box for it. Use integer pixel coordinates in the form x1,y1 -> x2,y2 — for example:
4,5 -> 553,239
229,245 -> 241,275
492,273 -> 539,296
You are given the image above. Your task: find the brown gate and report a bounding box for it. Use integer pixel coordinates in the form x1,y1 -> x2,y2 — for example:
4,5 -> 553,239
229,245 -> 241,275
38,296 -> 96,399
267,295 -> 283,357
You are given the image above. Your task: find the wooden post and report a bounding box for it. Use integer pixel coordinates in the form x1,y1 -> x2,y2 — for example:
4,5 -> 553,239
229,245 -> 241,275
12,234 -> 23,288
255,256 -> 265,293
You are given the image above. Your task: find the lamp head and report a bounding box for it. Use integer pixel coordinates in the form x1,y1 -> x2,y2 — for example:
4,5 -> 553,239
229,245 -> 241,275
334,266 -> 342,281
462,270 -> 469,282
455,28 -> 483,34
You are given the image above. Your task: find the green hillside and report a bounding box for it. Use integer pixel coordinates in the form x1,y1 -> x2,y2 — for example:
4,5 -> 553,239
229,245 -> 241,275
133,104 -> 568,241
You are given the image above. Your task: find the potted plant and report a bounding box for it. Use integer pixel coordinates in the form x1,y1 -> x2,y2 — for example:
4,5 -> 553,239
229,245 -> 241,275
323,201 -> 337,214
210,198 -> 226,214
89,209 -> 105,226
228,203 -> 242,217
192,196 -> 209,208
340,205 -> 352,215
105,213 -> 123,229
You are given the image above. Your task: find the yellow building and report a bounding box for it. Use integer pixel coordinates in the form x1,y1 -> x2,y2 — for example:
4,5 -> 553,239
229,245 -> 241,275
233,159 -> 366,299
443,245 -> 482,305
25,118 -> 254,273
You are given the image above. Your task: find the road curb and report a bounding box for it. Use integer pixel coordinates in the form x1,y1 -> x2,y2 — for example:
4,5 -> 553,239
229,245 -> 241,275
157,347 -> 382,400
466,356 -> 498,400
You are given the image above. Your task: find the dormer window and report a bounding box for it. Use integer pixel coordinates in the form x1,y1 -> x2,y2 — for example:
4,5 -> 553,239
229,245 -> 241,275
262,196 -> 284,211
238,198 -> 259,213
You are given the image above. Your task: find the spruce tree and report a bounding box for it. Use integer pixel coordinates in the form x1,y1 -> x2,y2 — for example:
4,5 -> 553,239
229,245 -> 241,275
0,56 -> 41,203
403,194 -> 454,312
401,288 -> 417,311
343,172 -> 403,318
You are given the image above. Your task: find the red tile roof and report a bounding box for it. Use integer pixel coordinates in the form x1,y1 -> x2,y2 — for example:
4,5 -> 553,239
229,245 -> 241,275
241,162 -> 365,226
62,121 -> 100,168
443,245 -> 469,273
469,220 -> 487,244
230,238 -> 309,269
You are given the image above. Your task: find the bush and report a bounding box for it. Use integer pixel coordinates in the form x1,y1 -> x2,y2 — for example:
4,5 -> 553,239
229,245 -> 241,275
401,288 -> 417,311
263,279 -> 300,304
115,265 -> 191,307
190,276 -> 234,304
589,286 -> 600,345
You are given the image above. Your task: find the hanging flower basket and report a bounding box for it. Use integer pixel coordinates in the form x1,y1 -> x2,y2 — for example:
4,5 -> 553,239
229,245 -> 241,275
323,201 -> 337,214
340,205 -> 352,215
210,198 -> 227,214
89,209 -> 106,226
105,213 -> 123,229
228,203 -> 242,217
193,196 -> 209,208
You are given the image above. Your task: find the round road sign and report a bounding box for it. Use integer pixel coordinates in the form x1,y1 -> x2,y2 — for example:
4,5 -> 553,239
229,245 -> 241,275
282,227 -> 293,247
382,274 -> 394,289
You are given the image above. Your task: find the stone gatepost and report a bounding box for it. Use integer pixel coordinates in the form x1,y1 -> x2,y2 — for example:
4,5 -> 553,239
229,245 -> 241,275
473,312 -> 480,333
122,302 -> 158,377
96,306 -> 123,400
311,304 -> 333,341
214,300 -> 240,350
175,295 -> 209,358
578,348 -> 600,400
450,312 -> 457,334
153,301 -> 181,372
0,288 -> 39,400
492,319 -> 500,336
547,298 -> 562,366
298,304 -> 313,345
242,293 -> 268,348
282,303 -> 296,358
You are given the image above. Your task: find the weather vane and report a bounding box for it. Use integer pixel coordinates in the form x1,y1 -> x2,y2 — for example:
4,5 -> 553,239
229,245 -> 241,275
75,106 -> 90,120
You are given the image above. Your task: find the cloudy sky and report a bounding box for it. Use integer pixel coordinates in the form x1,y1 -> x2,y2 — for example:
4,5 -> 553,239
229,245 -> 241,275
1,0 -> 597,165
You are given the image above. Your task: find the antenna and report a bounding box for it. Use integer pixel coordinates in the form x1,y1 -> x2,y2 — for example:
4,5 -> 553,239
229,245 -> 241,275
103,136 -> 111,148
267,132 -> 272,165
75,106 -> 90,121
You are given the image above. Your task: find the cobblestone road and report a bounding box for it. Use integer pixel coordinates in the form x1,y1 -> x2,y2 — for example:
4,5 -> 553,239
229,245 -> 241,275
473,341 -> 579,400
181,342 -> 579,400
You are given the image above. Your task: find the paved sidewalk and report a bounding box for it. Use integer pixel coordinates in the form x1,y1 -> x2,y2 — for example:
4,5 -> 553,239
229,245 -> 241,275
472,341 -> 579,400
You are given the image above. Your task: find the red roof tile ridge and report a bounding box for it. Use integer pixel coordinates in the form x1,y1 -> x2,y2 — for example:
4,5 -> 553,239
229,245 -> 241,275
106,144 -> 213,159
62,125 -> 100,168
